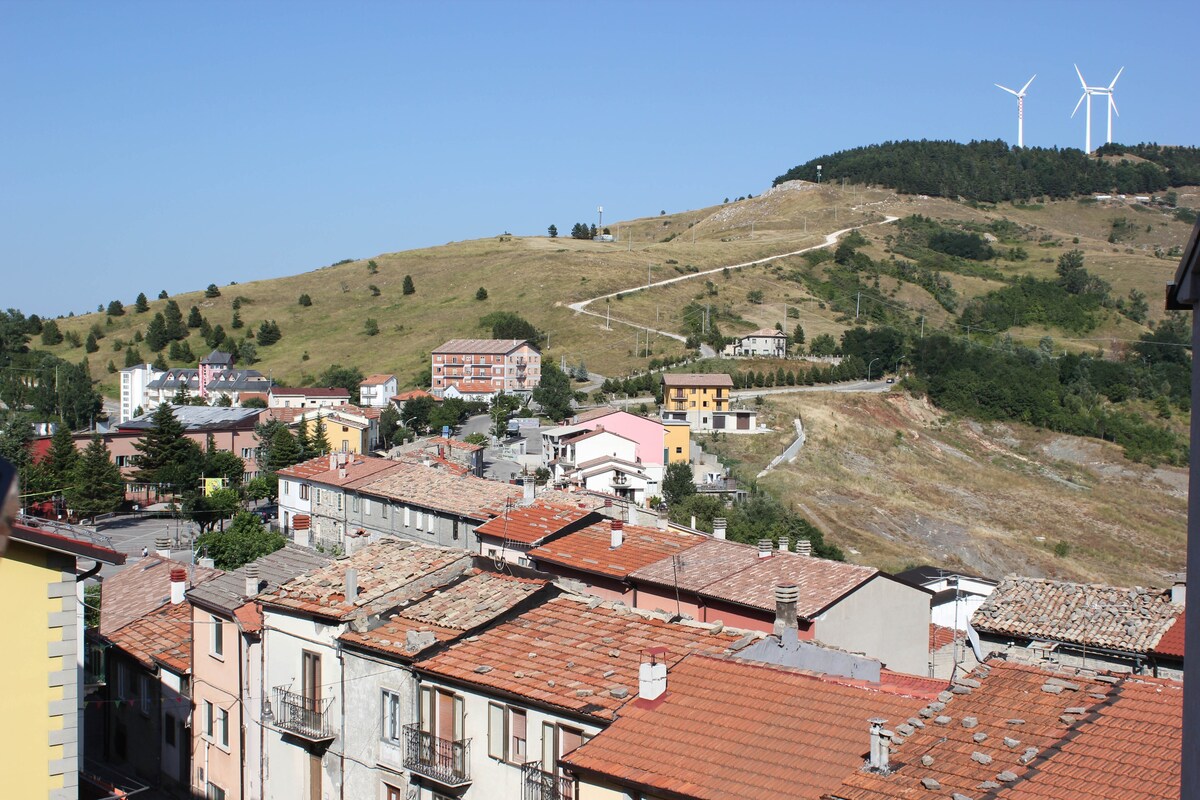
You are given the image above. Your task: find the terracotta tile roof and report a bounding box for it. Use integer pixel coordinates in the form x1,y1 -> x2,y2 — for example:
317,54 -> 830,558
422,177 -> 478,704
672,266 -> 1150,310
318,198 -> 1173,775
630,539 -> 877,618
270,386 -> 350,397
930,623 -> 958,652
475,501 -> 599,545
433,338 -> 532,354
1153,609 -> 1186,658
660,373 -> 734,388
104,600 -> 195,673
971,577 -> 1180,654
233,601 -> 263,634
527,520 -> 706,580
360,461 -> 523,520
426,436 -> 483,453
361,374 -> 396,386
827,660 -> 1181,800
258,539 -> 472,621
340,570 -> 546,658
445,380 -> 499,394
417,595 -> 753,721
562,654 -> 927,800
187,543 -> 333,615
99,557 -> 221,636
743,327 -> 788,338
277,454 -> 405,487
392,389 -> 437,402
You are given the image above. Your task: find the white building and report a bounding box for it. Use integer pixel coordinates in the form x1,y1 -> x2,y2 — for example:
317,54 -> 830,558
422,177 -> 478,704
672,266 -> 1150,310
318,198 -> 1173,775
724,327 -> 789,357
358,374 -> 398,408
895,566 -> 997,631
119,363 -> 163,423
268,386 -> 351,409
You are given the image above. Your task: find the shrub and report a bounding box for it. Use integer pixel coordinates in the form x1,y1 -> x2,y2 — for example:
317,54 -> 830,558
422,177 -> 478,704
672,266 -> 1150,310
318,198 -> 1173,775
205,284 -> 221,298
298,293 -> 312,306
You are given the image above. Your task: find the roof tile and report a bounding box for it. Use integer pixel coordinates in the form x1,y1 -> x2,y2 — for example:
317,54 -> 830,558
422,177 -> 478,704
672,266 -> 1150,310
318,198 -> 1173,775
527,521 -> 706,579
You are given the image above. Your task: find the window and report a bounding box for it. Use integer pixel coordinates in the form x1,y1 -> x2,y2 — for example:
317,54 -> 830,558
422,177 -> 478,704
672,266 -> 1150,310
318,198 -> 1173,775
510,709 -> 527,761
488,703 -> 505,760
419,685 -> 463,743
384,785 -> 404,800
488,704 -> 528,763
675,446 -> 683,454
206,784 -> 226,800
336,493 -> 343,512
299,484 -> 310,501
116,663 -> 128,699
403,507 -> 410,527
342,439 -> 349,452
364,498 -> 371,515
415,511 -> 423,531
204,700 -> 214,737
352,496 -> 360,513
139,674 -> 151,716
283,480 -> 290,496
302,651 -> 321,709
211,615 -> 224,658
382,690 -> 401,744
452,519 -> 460,541
218,707 -> 229,747
380,503 -> 387,519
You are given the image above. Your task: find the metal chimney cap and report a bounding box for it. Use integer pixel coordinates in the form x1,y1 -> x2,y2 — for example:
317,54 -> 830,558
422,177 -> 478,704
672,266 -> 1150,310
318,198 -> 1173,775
774,582 -> 800,603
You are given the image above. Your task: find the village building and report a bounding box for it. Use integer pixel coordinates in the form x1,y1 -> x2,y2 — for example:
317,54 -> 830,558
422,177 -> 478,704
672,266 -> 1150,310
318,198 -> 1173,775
392,436 -> 485,477
431,338 -> 541,399
722,326 -> 790,357
271,404 -> 381,454
660,373 -> 757,432
358,373 -> 398,408
473,499 -> 605,565
0,518 -> 124,800
267,386 -> 351,409
896,564 -> 998,631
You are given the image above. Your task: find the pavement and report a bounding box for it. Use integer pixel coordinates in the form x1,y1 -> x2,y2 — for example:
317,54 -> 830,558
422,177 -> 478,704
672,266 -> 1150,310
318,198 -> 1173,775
88,512 -> 203,580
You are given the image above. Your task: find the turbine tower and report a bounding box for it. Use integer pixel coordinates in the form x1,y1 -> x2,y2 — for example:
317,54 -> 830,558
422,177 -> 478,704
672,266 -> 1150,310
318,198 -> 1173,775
1072,65 -> 1124,153
995,74 -> 1036,147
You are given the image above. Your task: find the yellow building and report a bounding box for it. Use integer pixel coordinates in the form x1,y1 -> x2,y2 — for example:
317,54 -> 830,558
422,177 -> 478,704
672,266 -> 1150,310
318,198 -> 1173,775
0,519 -> 123,800
662,419 -> 691,464
661,373 -> 733,416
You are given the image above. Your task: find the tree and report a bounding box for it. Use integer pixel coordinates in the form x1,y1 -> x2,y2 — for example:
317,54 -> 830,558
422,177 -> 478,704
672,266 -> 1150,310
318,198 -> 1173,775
246,474 -> 278,503
379,405 -> 401,446
44,424 -> 80,491
317,365 -> 365,404
231,310 -> 244,329
131,404 -> 204,491
238,339 -> 258,365
134,292 -> 150,313
295,418 -> 313,460
85,332 -> 99,353
547,224 -> 558,238
164,300 -> 186,339
367,259 -> 379,275
124,346 -> 143,368
662,462 -> 696,507
809,333 -> 839,357
158,290 -> 169,300
401,395 -> 435,433
311,417 -> 330,455
256,320 -> 281,347
475,287 -> 488,301
490,392 -> 521,438
107,300 -> 125,317
364,318 -> 379,336
204,447 -> 246,488
402,275 -> 416,295
532,363 -> 574,421
184,487 -> 242,533
205,284 -> 221,298
145,313 -> 169,351
479,311 -> 541,343
66,436 -> 124,519
196,511 -> 286,570
792,324 -> 806,351
1125,289 -> 1149,324
298,293 -> 313,307
152,352 -> 169,371
267,427 -> 303,473
41,320 -> 63,346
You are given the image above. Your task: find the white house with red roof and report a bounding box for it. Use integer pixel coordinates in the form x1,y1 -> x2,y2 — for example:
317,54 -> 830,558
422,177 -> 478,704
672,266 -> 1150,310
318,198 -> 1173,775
723,326 -> 790,357
268,386 -> 350,409
358,374 -> 398,408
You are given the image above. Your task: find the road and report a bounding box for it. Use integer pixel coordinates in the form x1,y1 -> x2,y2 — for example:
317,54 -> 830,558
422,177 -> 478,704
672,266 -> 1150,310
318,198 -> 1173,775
758,419 -> 806,478
566,215 -> 899,346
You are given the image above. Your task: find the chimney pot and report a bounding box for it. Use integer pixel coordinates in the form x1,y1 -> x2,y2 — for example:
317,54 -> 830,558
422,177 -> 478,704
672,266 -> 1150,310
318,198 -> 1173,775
638,651 -> 668,700
245,563 -> 261,597
796,538 -> 813,557
329,453 -> 337,470
1171,572 -> 1186,605
657,513 -> 668,530
521,476 -> 536,506
758,539 -> 773,558
868,718 -> 892,772
774,582 -> 800,638
610,519 -> 624,549
712,518 -> 727,540
345,568 -> 359,604
155,537 -> 171,559
169,567 -> 187,605
778,539 -> 788,552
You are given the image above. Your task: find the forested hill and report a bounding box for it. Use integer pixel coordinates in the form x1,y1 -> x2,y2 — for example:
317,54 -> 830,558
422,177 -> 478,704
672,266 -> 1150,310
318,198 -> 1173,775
773,140 -> 1200,202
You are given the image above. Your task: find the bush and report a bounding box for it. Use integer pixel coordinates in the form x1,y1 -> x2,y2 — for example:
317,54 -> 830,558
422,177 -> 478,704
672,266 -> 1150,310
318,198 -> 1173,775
475,287 -> 488,301
364,318 -> 379,336
205,284 -> 221,298
402,275 -> 415,295
298,293 -> 312,306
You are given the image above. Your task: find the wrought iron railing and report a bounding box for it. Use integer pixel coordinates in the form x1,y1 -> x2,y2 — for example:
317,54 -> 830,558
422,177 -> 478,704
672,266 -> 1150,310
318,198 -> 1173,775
403,724 -> 471,786
272,686 -> 334,741
522,761 -> 575,800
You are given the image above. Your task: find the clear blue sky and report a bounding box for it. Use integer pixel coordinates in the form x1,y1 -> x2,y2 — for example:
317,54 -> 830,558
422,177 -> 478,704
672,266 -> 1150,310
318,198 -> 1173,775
4,1 -> 1197,317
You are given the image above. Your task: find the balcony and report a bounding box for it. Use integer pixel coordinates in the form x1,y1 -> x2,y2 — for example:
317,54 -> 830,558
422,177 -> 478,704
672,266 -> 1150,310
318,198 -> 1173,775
522,762 -> 575,800
271,687 -> 335,742
403,724 -> 471,788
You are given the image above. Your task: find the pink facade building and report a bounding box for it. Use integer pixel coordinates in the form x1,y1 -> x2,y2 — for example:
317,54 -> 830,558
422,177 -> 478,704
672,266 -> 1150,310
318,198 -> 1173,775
431,338 -> 541,399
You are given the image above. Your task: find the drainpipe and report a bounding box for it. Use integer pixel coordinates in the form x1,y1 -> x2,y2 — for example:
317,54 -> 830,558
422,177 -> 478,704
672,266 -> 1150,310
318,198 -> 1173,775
339,642 -> 346,800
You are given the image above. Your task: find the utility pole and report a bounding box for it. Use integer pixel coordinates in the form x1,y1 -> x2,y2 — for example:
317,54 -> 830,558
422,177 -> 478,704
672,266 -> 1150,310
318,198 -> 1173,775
855,292 -> 861,319
920,315 -> 925,338
647,263 -> 652,288
606,305 -> 611,330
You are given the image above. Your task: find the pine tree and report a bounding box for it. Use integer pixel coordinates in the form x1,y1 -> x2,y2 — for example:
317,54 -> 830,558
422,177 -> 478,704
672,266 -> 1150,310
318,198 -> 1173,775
124,346 -> 143,368
152,352 -> 169,371
164,300 -> 186,339
187,306 -> 203,328
311,417 -> 330,456
66,436 -> 124,519
107,300 -> 125,316
45,425 -> 80,490
402,275 -> 415,295
41,320 -> 63,346
547,224 -> 558,238
131,404 -> 203,490
295,418 -> 312,460
231,310 -> 244,329
85,332 -> 99,353
145,313 -> 169,351
134,292 -> 150,313
267,427 -> 302,472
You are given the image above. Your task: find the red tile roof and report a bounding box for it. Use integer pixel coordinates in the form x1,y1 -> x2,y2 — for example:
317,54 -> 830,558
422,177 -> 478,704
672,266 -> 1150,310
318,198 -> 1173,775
930,623 -> 958,652
359,461 -> 523,520
572,406 -> 621,424
417,595 -> 752,721
10,518 -> 125,566
527,520 -> 706,580
392,389 -> 439,402
340,570 -> 546,658
630,538 -> 877,618
258,539 -> 472,621
99,557 -> 220,636
562,654 -> 927,800
972,577 -> 1180,654
474,502 -> 598,546
276,454 -> 403,487
826,660 -> 1181,800
445,380 -> 499,394
361,374 -> 396,386
105,600 -> 195,673
1153,609 -> 1186,658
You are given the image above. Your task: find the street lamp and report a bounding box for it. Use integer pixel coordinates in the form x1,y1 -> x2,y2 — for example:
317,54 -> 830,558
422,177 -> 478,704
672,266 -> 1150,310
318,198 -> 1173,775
894,355 -> 908,375
867,358 -> 880,382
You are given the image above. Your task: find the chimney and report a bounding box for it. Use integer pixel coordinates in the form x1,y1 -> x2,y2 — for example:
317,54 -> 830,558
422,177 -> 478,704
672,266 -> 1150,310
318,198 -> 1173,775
690,515 -> 696,530
199,557 -> 216,569
245,563 -> 261,598
868,719 -> 892,772
169,567 -> 187,605
338,468 -> 347,479
155,536 -> 171,559
338,451 -> 349,467
758,539 -> 773,559
345,568 -> 359,604
773,582 -> 799,639
329,453 -> 337,470
795,538 -> 813,558
657,513 -> 668,530
610,519 -> 624,549
712,518 -> 726,540
778,539 -> 788,553
638,649 -> 668,701
1171,572 -> 1186,605
521,476 -> 536,507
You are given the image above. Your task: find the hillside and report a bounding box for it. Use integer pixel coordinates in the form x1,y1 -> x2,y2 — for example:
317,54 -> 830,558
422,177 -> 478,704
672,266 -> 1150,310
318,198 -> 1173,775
706,390 -> 1187,587
33,180 -> 1197,401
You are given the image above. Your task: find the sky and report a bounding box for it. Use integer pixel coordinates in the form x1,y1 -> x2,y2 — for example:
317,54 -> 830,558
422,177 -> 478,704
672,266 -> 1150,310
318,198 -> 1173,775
3,0 -> 1198,317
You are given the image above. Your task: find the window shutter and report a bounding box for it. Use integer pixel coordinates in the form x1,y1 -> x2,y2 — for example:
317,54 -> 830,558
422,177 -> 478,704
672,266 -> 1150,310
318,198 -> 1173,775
488,703 -> 506,760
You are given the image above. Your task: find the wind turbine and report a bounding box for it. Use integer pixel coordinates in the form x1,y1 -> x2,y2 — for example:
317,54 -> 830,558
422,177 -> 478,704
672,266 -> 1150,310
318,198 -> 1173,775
1072,65 -> 1124,153
995,74 -> 1036,147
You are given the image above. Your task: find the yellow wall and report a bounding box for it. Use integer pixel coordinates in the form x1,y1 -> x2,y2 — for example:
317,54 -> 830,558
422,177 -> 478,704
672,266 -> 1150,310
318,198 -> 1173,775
663,423 -> 691,464
664,385 -> 727,412
0,540 -> 68,797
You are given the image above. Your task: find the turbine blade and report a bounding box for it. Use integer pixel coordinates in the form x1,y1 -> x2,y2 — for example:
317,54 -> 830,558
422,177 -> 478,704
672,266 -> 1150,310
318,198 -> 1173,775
1109,66 -> 1124,89
1071,91 -> 1086,118
1109,95 -> 1119,117
995,83 -> 1018,95
1020,74 -> 1037,94
1075,63 -> 1087,88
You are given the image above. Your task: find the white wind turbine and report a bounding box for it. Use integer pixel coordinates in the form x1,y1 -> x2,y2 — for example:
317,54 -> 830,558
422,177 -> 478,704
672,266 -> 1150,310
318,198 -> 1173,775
1072,65 -> 1124,153
995,74 -> 1036,147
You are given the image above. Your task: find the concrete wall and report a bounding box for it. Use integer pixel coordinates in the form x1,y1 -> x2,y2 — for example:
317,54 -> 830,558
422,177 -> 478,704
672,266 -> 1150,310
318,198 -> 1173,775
977,634 -> 1150,676
816,575 -> 930,676
191,606 -> 244,799
340,648 -> 417,800
0,542 -> 78,800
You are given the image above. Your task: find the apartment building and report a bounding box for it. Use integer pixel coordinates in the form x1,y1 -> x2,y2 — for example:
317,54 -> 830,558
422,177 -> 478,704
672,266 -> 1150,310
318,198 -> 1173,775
268,386 -> 351,409
358,374 -> 398,408
660,373 -> 756,432
431,338 -> 541,399
723,326 -> 789,357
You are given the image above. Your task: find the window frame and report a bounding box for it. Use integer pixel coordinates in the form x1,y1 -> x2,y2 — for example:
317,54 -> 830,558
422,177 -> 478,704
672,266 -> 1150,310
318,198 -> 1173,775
381,689 -> 402,745
210,615 -> 224,659
138,673 -> 152,717
218,706 -> 229,748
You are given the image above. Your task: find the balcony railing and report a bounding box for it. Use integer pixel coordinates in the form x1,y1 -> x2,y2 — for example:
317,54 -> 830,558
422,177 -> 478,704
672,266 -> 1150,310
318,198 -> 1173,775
272,687 -> 335,742
522,762 -> 575,800
403,724 -> 471,787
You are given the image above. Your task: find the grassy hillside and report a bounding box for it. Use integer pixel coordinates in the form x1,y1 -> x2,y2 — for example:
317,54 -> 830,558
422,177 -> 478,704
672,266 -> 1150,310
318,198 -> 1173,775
706,391 -> 1187,586
34,181 -> 1197,401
